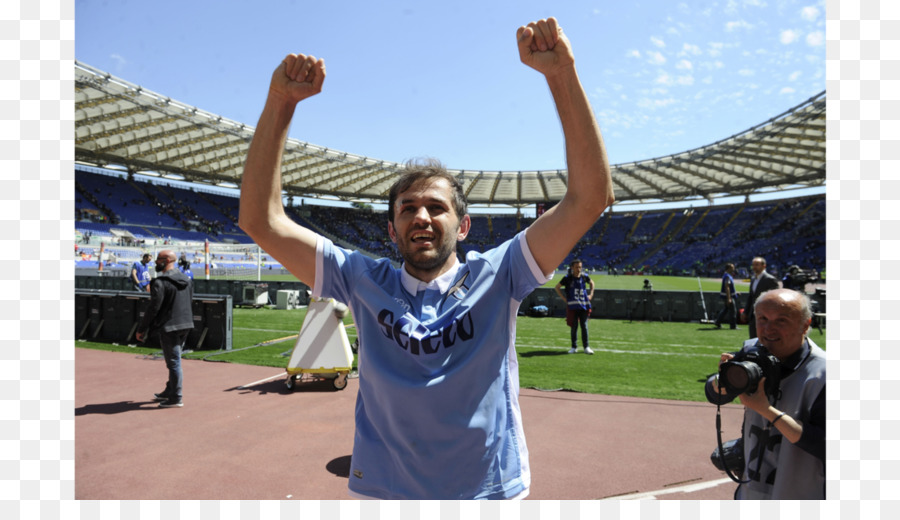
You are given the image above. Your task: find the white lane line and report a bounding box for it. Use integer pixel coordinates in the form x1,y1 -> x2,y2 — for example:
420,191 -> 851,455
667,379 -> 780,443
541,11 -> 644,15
239,372 -> 287,389
603,477 -> 734,500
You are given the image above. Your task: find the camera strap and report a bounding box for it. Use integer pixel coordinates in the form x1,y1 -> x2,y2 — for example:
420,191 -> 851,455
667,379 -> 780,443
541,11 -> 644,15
716,402 -> 750,484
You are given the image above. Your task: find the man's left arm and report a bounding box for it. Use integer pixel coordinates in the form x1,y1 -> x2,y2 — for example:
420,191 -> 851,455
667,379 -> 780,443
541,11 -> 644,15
762,274 -> 779,292
516,18 -> 615,274
794,385 -> 826,461
739,377 -> 824,460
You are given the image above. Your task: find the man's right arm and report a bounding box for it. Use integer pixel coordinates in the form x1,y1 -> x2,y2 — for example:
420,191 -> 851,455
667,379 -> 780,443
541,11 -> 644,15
554,280 -> 565,301
239,54 -> 326,288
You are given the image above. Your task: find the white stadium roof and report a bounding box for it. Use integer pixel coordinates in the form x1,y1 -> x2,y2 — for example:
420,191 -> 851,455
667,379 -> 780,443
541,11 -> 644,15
75,61 -> 825,207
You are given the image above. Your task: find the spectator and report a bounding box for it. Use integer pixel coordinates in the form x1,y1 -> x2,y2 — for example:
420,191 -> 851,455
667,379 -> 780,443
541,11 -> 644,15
744,256 -> 779,339
135,250 -> 194,408
714,263 -> 738,330
131,253 -> 152,292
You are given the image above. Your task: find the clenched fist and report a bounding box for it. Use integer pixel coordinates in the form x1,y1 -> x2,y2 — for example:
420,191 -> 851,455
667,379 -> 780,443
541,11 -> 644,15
516,17 -> 575,77
269,53 -> 326,104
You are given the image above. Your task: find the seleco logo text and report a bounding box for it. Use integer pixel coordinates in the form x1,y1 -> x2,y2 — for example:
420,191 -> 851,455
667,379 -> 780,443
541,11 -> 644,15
376,309 -> 474,355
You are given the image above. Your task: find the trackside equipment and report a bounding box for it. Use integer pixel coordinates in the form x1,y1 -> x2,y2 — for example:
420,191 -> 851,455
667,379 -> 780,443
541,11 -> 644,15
285,298 -> 354,391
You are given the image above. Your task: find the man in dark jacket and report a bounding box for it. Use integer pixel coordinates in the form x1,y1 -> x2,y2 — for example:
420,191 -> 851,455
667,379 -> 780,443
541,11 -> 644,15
744,256 -> 780,339
136,249 -> 194,408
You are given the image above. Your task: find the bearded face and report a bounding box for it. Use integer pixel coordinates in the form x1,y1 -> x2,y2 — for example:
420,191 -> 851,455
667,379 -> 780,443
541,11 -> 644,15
388,178 -> 470,281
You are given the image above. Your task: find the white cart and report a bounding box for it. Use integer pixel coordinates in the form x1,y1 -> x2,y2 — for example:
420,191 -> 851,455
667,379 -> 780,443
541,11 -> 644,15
285,298 -> 354,391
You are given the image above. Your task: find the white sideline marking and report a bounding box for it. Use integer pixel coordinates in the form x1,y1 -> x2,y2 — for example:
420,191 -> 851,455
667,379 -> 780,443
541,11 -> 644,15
603,477 -> 733,500
516,344 -> 716,358
239,372 -> 286,389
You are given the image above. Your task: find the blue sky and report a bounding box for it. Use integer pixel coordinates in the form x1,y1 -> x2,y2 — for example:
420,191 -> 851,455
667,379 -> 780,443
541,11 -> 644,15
76,0 -> 826,175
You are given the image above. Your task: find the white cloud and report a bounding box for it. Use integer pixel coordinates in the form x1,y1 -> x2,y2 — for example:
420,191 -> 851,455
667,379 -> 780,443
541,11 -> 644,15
738,69 -> 755,76
806,31 -> 824,47
637,97 -> 677,110
726,20 -> 752,32
708,42 -> 725,57
700,60 -> 725,71
801,6 -> 820,22
676,59 -> 693,71
648,51 -> 667,65
110,53 -> 128,70
626,49 -> 641,59
680,43 -> 702,56
780,86 -> 796,94
651,36 -> 666,48
789,70 -> 802,81
780,29 -> 799,44
655,72 -> 694,87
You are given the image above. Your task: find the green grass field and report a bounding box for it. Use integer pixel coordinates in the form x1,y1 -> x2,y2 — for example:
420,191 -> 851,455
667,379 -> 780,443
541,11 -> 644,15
76,302 -> 826,403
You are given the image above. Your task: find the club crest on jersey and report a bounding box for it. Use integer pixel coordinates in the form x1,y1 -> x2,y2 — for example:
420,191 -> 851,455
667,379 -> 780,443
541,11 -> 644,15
377,308 -> 474,355
443,271 -> 470,303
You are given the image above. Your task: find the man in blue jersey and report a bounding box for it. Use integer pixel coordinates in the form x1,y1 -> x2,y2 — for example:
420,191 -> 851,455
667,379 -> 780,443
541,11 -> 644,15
705,289 -> 825,499
714,262 -> 738,329
131,253 -> 152,292
239,17 -> 614,499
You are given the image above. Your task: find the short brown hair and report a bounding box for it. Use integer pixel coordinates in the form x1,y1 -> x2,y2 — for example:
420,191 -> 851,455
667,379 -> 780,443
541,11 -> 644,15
387,159 -> 467,225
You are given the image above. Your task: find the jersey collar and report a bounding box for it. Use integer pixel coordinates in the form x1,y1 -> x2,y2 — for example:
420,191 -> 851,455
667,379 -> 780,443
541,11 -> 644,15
400,258 -> 461,295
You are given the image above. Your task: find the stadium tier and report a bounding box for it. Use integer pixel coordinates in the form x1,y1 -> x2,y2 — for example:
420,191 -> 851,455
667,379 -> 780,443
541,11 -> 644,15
75,166 -> 824,279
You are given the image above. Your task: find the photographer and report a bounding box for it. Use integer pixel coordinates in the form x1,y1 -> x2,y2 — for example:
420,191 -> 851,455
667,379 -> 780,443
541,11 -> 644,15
782,265 -> 810,292
705,289 -> 825,499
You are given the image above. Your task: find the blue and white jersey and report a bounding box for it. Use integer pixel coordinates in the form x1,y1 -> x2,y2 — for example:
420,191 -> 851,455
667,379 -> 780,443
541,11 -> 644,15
133,261 -> 151,288
720,272 -> 735,299
313,231 -> 551,500
559,274 -> 591,310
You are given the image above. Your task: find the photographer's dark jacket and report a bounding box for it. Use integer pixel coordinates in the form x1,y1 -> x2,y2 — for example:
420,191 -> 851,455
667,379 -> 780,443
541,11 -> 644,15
137,269 -> 194,335
706,338 -> 826,500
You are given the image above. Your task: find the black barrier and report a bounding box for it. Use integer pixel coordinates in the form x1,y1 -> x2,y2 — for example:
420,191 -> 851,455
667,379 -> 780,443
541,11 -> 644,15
75,289 -> 232,350
522,287 -> 750,322
76,276 -> 311,304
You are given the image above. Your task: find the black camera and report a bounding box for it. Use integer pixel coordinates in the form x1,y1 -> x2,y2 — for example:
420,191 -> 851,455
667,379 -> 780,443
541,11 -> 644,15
719,345 -> 782,396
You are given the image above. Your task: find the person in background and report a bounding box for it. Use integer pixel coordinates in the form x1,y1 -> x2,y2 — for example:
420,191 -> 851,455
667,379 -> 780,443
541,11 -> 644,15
744,256 -> 779,339
555,259 -> 594,354
714,263 -> 738,330
131,253 -> 152,292
178,254 -> 194,280
136,250 -> 194,408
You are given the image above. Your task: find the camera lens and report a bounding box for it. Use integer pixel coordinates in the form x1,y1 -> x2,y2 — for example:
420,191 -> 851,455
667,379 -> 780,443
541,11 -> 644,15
721,361 -> 763,394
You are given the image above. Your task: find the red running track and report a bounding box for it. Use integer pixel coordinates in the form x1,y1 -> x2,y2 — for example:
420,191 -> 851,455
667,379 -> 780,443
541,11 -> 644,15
75,348 -> 744,500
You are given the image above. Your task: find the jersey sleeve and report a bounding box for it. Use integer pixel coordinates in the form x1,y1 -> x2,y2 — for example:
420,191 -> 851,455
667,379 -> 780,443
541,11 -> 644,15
475,230 -> 553,302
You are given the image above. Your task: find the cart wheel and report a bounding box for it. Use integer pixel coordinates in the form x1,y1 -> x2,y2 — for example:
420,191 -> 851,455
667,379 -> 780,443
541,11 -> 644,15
333,373 -> 348,390
285,376 -> 295,392
351,339 -> 359,354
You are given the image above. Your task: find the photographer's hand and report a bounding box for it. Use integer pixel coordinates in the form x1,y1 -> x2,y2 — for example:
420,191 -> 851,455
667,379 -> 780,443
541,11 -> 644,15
739,377 -> 803,444
712,353 -> 734,395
